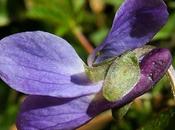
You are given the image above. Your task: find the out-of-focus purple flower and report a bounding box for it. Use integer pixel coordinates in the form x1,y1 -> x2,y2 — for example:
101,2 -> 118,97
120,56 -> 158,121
0,0 -> 172,129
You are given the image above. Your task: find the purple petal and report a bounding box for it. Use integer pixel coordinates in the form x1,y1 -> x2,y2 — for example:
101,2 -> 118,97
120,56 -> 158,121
88,0 -> 168,65
0,31 -> 102,97
16,94 -> 114,130
16,95 -> 95,130
16,48 -> 172,130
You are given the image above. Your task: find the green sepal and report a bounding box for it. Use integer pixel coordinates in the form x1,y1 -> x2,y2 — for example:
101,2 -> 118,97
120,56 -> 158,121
85,45 -> 153,83
84,57 -> 117,82
103,51 -> 140,102
133,45 -> 155,58
112,103 -> 132,120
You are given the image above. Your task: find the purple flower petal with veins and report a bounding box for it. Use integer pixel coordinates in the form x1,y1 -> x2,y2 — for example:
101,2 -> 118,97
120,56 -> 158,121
88,0 -> 168,65
0,0 -> 172,130
16,49 -> 172,130
0,31 -> 102,98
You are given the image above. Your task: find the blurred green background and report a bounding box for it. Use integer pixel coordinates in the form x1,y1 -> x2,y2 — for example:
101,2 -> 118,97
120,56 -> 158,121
0,0 -> 175,130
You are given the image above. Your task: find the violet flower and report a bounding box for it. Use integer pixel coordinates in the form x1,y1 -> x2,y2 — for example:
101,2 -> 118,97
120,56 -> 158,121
0,0 -> 172,129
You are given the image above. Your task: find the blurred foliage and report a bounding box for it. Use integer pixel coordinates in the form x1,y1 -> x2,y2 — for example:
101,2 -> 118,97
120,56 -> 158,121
154,13 -> 175,40
140,108 -> 175,130
0,0 -> 9,26
0,0 -> 175,130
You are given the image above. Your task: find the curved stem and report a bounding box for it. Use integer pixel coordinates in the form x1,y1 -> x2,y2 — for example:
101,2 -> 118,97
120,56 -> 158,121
167,65 -> 175,99
72,27 -> 94,54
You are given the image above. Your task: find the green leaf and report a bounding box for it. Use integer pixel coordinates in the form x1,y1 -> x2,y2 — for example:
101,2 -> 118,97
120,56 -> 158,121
103,51 -> 140,102
26,0 -> 73,25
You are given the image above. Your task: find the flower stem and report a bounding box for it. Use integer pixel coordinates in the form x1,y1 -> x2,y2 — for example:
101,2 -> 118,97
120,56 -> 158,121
72,26 -> 94,54
167,65 -> 175,99
69,20 -> 94,54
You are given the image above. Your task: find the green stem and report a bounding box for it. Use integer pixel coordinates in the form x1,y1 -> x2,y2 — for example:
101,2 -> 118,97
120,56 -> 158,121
167,65 -> 175,99
69,20 -> 94,54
